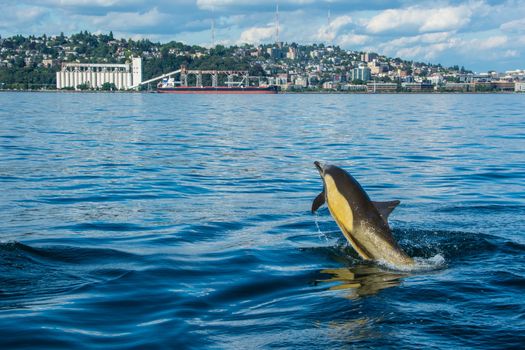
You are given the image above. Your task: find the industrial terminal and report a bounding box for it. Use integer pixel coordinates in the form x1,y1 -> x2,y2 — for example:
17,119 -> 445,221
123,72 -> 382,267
55,57 -> 142,90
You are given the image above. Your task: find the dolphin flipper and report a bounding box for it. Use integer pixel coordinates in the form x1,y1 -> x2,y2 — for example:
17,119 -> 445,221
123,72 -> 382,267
311,191 -> 326,213
372,200 -> 400,224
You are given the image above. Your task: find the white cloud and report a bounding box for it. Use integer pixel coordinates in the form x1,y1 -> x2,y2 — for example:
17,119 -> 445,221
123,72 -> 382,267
90,7 -> 170,30
478,35 -> 508,49
197,0 -> 248,10
500,18 -> 525,33
51,0 -> 119,5
394,41 -> 457,61
338,33 -> 368,46
503,49 -> 519,58
330,15 -> 353,31
366,3 -> 479,34
238,26 -> 275,44
0,5 -> 47,29
197,0 -> 316,10
386,32 -> 455,47
371,31 -> 514,66
316,15 -> 352,42
373,31 -> 458,60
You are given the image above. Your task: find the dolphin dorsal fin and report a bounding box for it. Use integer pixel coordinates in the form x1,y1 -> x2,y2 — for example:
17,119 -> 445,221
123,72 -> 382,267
311,191 -> 325,213
372,200 -> 400,224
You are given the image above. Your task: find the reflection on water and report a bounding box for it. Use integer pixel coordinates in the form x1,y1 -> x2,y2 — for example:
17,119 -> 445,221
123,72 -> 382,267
325,316 -> 385,344
318,264 -> 408,299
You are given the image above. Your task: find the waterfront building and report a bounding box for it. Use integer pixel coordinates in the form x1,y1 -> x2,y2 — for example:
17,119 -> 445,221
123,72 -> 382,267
443,82 -> 474,92
401,82 -> 434,92
267,73 -> 288,88
428,74 -> 443,86
367,82 -> 397,93
341,84 -> 367,92
349,65 -> 371,82
515,82 -> 525,92
131,57 -> 142,88
293,76 -> 308,87
322,81 -> 335,89
474,81 -> 515,91
56,57 -> 142,90
491,81 -> 515,91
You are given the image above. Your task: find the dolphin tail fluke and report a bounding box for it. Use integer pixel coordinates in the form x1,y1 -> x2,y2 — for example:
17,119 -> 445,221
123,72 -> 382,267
311,191 -> 326,213
372,200 -> 401,224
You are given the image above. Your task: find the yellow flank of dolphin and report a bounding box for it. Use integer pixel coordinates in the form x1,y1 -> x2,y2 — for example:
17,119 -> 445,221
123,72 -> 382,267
324,175 -> 371,260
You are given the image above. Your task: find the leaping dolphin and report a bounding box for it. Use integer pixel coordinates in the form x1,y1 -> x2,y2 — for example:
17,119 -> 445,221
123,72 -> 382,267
312,161 -> 414,268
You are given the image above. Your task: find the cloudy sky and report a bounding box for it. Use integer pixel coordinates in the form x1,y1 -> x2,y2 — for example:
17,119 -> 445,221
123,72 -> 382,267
1,0 -> 525,72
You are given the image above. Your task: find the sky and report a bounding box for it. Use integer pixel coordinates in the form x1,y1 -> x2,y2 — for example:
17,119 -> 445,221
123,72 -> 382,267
1,0 -> 525,72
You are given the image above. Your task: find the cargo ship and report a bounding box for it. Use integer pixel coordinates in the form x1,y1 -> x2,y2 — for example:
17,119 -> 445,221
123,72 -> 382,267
157,77 -> 278,94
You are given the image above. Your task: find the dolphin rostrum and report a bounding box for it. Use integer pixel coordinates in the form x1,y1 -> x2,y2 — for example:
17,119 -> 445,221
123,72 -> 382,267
312,161 -> 414,268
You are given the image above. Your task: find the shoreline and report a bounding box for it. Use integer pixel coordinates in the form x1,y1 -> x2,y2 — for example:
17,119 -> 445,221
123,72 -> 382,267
0,89 -> 522,95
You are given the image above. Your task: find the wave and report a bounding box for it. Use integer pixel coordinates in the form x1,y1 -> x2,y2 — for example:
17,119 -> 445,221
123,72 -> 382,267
393,228 -> 504,262
0,241 -> 137,308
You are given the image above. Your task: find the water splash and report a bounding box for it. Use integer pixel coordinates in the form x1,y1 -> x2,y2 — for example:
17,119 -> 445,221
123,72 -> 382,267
376,254 -> 446,272
313,212 -> 329,242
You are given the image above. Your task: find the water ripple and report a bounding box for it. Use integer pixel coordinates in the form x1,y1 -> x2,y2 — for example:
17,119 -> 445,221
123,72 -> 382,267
0,93 -> 524,349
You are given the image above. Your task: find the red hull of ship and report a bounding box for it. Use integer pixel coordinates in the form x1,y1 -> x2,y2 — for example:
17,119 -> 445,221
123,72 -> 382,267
157,86 -> 278,94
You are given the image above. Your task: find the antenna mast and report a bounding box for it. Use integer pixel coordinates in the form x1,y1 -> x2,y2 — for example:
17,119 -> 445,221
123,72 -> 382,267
211,17 -> 215,47
275,2 -> 280,44
327,8 -> 331,47
211,7 -> 216,47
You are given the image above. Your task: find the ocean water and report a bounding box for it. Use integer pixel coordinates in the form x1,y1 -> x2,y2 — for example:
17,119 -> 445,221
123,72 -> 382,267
0,92 -> 524,349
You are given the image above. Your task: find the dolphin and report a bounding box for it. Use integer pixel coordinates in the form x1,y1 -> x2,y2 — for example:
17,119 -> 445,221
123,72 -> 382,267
312,161 -> 414,268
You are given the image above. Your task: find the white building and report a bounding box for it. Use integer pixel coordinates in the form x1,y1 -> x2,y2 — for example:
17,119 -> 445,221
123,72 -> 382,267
515,82 -> 525,92
131,57 -> 142,89
341,84 -> 367,92
293,76 -> 308,87
322,81 -> 335,89
349,65 -> 371,82
428,74 -> 443,86
56,57 -> 142,90
286,47 -> 298,60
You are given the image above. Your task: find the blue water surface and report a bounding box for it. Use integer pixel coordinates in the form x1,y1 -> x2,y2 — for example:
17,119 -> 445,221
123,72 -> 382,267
0,92 -> 524,349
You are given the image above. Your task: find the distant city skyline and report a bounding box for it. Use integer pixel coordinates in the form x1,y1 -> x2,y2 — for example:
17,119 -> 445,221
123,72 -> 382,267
1,0 -> 524,72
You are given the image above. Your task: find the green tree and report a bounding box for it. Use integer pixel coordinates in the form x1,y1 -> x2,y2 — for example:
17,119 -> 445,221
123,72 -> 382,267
101,82 -> 117,91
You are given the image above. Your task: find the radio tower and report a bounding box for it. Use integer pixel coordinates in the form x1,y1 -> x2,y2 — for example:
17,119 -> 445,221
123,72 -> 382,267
211,7 -> 215,48
211,17 -> 215,47
327,8 -> 332,47
275,2 -> 280,45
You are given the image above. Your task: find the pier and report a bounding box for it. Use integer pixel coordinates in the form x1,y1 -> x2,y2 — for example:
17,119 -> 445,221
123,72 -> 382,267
129,66 -> 264,90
